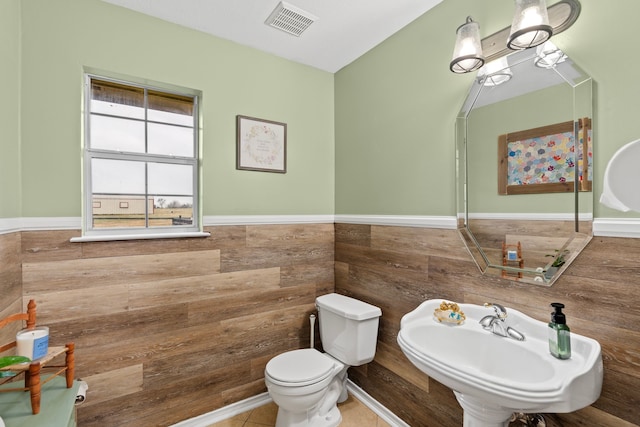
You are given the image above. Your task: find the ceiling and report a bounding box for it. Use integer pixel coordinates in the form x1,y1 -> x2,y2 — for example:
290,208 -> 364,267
100,0 -> 444,73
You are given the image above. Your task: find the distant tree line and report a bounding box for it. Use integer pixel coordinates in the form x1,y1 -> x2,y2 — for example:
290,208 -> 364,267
155,198 -> 193,209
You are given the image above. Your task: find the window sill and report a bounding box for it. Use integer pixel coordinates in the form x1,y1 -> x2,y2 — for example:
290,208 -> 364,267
69,231 -> 210,243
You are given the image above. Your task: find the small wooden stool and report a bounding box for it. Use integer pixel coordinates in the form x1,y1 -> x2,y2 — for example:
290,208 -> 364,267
0,300 -> 75,414
502,241 -> 524,279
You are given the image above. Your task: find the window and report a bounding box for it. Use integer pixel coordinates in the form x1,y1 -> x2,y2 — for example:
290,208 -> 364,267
83,76 -> 201,238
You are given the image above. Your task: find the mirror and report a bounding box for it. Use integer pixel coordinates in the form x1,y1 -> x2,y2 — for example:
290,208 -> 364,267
456,45 -> 593,285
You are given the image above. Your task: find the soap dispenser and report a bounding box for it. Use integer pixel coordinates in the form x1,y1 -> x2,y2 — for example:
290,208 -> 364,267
548,302 -> 571,359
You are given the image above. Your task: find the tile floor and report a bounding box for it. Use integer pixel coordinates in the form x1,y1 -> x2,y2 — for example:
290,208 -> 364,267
208,394 -> 392,427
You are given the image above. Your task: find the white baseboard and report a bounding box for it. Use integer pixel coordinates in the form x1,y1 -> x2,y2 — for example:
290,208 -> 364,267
346,380 -> 410,427
0,217 -> 81,234
0,215 -> 456,234
3,215 -> 639,239
170,380 -> 408,427
467,212 -> 593,221
171,392 -> 272,427
203,215 -> 335,226
593,218 -> 640,238
334,214 -> 457,229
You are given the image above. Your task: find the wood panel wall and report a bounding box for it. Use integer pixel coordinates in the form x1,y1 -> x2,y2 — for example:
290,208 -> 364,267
5,224 -> 334,426
2,223 -> 639,427
335,223 -> 640,427
0,232 -> 23,348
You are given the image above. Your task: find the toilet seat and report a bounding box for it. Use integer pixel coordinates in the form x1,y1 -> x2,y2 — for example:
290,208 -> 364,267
266,349 -> 336,387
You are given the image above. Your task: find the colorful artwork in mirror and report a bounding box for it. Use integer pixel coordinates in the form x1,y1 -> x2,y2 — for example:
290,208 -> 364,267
498,118 -> 591,195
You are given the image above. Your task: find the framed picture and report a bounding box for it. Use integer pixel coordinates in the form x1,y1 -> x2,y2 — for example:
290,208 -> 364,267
236,115 -> 287,173
498,118 -> 592,195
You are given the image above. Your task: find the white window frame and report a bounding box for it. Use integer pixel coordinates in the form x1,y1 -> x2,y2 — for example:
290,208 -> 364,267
77,74 -> 206,242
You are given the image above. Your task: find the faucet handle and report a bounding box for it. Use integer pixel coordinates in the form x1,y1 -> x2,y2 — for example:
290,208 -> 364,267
483,302 -> 507,319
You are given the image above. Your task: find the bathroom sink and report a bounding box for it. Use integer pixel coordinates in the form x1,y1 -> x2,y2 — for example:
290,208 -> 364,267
397,300 -> 603,426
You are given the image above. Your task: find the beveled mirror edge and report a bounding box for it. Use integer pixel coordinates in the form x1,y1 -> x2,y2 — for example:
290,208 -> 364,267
456,8 -> 594,285
481,0 -> 581,64
459,226 -> 593,286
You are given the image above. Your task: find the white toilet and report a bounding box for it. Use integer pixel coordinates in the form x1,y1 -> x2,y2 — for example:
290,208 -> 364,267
265,293 -> 382,427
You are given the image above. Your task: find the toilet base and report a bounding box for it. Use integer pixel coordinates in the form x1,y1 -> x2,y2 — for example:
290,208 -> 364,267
268,357 -> 349,427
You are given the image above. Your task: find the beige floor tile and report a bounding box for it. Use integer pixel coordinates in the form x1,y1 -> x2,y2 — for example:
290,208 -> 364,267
377,417 -> 393,427
206,411 -> 250,427
207,393 -> 393,427
338,394 -> 378,427
246,402 -> 278,425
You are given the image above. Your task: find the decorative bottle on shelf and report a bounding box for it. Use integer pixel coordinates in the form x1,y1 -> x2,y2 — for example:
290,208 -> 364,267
548,302 -> 571,359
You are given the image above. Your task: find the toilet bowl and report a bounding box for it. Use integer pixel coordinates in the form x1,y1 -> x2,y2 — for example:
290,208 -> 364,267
265,349 -> 346,427
264,293 -> 382,427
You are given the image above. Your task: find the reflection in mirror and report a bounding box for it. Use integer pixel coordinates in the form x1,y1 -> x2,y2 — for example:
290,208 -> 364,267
456,44 -> 593,285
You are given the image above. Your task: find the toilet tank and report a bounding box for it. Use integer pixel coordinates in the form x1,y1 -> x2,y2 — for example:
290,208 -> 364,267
316,293 -> 382,366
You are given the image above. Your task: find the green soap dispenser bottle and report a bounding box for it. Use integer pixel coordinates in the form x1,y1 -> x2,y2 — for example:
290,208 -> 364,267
549,302 -> 571,359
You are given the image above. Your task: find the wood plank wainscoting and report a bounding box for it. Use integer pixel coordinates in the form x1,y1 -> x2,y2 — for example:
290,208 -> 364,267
0,232 -> 22,349
1,224 -> 334,426
1,223 -> 639,426
335,223 -> 640,427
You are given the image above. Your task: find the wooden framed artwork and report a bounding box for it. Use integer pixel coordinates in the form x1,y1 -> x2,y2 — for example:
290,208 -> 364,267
498,118 -> 592,195
236,115 -> 287,173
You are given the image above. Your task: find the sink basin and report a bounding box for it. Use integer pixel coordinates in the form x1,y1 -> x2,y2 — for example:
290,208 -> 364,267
397,300 -> 603,426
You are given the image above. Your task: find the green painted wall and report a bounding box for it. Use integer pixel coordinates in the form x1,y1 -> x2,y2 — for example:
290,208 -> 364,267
0,0 -> 21,218
334,0 -> 507,216
18,0 -> 335,218
8,0 -> 640,220
467,84 -> 577,214
335,0 -> 640,219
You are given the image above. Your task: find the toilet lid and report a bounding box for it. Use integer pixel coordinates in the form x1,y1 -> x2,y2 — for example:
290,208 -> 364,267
266,349 -> 335,385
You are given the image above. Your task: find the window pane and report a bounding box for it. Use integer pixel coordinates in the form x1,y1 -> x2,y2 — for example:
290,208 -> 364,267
91,158 -> 145,194
150,196 -> 193,228
90,115 -> 145,153
91,195 -> 150,229
148,90 -> 194,125
91,80 -> 144,119
91,100 -> 145,120
148,163 -> 193,196
86,76 -> 199,235
148,123 -> 194,157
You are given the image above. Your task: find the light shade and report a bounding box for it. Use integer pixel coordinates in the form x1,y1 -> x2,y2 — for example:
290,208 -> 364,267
450,17 -> 485,74
534,41 -> 567,68
478,57 -> 513,86
507,0 -> 553,50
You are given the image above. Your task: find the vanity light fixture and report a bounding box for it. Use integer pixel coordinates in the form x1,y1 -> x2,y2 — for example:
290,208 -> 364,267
534,41 -> 568,68
450,16 -> 485,74
449,0 -> 579,74
478,57 -> 512,86
507,0 -> 553,50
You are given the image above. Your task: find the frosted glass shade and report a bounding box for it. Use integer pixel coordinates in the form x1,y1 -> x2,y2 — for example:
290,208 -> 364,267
534,41 -> 567,68
478,57 -> 512,86
450,17 -> 485,74
507,0 -> 553,50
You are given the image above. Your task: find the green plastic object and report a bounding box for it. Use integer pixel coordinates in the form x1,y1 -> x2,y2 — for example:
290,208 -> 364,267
0,356 -> 30,369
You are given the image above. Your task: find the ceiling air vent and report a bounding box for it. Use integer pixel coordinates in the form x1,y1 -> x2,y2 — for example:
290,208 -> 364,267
265,1 -> 318,37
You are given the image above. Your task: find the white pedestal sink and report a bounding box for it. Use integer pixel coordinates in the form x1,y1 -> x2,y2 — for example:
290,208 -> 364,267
397,300 -> 603,427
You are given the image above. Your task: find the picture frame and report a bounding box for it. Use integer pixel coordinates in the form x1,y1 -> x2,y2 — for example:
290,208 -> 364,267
498,118 -> 592,195
236,115 -> 287,173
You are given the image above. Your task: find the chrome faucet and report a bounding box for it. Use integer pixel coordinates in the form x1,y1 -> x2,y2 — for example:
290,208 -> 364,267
479,303 -> 525,341
484,302 -> 507,319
